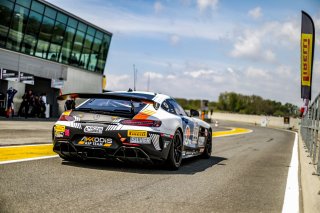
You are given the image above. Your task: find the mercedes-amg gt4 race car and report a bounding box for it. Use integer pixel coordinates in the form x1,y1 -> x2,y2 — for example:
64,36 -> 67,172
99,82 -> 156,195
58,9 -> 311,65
52,91 -> 212,169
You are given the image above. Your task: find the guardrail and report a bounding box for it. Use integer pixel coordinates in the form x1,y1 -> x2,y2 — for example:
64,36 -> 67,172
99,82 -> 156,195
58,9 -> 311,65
300,97 -> 320,175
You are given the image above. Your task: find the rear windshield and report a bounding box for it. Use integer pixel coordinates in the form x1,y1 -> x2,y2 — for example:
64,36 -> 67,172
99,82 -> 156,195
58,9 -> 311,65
76,98 -> 146,114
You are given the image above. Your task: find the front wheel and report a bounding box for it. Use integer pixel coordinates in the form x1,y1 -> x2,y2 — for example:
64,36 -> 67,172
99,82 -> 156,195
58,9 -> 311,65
201,130 -> 212,159
166,130 -> 183,170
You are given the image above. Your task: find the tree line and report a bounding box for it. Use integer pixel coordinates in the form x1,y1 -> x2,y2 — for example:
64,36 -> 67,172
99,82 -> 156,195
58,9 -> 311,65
175,92 -> 298,117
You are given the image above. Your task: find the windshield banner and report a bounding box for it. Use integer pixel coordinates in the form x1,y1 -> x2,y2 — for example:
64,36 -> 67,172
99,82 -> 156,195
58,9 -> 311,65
301,11 -> 315,100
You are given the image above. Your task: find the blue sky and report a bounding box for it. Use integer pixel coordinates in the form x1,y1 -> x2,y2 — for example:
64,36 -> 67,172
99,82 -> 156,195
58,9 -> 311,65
47,0 -> 320,105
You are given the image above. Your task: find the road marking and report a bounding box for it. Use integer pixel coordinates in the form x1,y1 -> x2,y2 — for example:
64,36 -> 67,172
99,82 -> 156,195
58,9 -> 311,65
212,127 -> 253,138
0,155 -> 59,165
0,144 -> 57,164
282,132 -> 299,213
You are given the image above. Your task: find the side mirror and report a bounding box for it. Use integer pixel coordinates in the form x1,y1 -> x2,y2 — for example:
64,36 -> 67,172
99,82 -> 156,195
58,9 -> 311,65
190,109 -> 199,117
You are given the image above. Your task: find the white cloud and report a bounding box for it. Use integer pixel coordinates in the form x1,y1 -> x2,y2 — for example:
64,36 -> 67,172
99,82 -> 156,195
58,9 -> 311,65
264,49 -> 275,62
197,0 -> 219,12
106,74 -> 131,90
248,7 -> 262,19
167,74 -> 176,79
227,67 -> 234,73
276,65 -> 291,76
278,21 -> 299,43
184,69 -> 215,78
245,67 -> 269,79
230,19 -> 300,62
143,72 -> 164,79
154,1 -> 164,14
231,32 -> 261,59
169,35 -> 180,45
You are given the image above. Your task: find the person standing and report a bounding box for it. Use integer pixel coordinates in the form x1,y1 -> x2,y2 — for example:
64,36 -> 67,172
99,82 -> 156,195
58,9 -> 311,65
6,87 -> 17,118
40,93 -> 47,118
18,90 -> 33,119
64,98 -> 75,111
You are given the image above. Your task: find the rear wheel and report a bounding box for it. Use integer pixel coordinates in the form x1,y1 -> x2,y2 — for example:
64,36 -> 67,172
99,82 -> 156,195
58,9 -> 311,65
166,130 -> 183,170
201,130 -> 212,159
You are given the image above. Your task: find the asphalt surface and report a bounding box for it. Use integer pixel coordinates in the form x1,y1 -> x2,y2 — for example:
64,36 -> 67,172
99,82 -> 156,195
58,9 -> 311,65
0,121 -> 295,213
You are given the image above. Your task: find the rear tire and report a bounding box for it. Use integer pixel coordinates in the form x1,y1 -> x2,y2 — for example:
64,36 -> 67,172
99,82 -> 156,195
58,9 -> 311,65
166,130 -> 183,170
201,130 -> 212,159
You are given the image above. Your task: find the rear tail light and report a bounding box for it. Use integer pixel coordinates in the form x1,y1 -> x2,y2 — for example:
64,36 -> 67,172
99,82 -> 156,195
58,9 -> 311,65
120,119 -> 162,127
58,114 -> 75,121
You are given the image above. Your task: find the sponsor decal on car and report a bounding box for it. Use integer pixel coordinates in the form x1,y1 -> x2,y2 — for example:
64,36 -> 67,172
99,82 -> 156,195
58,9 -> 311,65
55,125 -> 65,132
62,110 -> 71,116
64,129 -> 70,137
84,126 -> 103,134
164,140 -> 171,148
184,125 -> 191,145
192,124 -> 199,143
54,125 -> 65,138
198,137 -> 205,146
130,137 -> 151,144
77,136 -> 113,147
55,132 -> 64,138
127,130 -> 147,138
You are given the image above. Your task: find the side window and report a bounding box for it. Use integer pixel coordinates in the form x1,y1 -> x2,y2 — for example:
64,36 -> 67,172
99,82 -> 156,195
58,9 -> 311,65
168,99 -> 187,116
161,100 -> 176,114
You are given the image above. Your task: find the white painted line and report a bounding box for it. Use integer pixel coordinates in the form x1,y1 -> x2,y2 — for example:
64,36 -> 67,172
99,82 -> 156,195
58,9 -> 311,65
0,144 -> 52,148
282,132 -> 299,213
0,155 -> 59,165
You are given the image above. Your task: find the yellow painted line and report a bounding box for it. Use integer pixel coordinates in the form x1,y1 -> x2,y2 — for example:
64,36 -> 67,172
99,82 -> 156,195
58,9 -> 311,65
0,144 -> 57,163
213,127 -> 253,138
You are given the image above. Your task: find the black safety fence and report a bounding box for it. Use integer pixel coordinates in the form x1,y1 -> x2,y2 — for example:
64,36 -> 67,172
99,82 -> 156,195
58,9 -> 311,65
300,96 -> 320,175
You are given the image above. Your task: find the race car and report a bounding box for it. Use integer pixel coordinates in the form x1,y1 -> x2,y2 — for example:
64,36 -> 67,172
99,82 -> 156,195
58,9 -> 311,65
52,91 -> 212,169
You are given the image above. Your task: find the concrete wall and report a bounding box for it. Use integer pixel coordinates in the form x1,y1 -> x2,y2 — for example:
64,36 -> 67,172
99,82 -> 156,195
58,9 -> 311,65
0,49 -> 67,80
210,112 -> 300,129
62,67 -> 102,93
57,67 -> 103,114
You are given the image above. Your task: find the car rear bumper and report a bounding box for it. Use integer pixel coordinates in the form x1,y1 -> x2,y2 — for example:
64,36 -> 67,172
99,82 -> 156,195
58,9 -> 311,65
53,137 -> 171,163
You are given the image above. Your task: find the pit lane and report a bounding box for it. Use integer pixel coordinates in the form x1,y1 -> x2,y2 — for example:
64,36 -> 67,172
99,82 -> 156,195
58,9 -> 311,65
0,120 -> 295,212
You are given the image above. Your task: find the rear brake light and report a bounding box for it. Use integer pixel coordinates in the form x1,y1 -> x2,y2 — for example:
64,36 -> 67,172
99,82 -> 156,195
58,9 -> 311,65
58,114 -> 75,121
120,119 -> 162,127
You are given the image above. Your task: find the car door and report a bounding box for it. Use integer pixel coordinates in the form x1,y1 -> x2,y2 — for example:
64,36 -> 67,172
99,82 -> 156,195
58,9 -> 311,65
167,99 -> 198,149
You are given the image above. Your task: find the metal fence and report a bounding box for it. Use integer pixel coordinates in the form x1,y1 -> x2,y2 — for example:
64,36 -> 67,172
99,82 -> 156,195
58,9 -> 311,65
300,96 -> 320,175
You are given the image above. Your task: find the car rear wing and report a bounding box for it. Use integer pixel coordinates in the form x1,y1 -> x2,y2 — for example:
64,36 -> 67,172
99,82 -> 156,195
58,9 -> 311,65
57,93 -> 155,105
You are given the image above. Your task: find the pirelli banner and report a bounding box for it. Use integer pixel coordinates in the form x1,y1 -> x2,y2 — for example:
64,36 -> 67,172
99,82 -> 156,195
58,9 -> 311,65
301,11 -> 315,100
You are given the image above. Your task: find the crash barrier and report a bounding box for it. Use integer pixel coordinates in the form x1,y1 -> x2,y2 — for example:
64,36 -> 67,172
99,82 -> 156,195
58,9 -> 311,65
300,97 -> 320,175
210,112 -> 299,129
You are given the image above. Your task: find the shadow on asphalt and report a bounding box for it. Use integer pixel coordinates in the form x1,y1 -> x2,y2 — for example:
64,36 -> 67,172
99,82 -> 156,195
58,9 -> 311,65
60,156 -> 227,175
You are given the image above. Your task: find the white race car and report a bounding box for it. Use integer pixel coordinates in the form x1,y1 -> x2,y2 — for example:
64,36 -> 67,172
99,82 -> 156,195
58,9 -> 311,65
53,91 -> 212,169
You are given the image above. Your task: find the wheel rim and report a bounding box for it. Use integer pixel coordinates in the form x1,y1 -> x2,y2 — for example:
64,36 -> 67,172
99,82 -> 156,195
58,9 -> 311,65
173,133 -> 182,164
